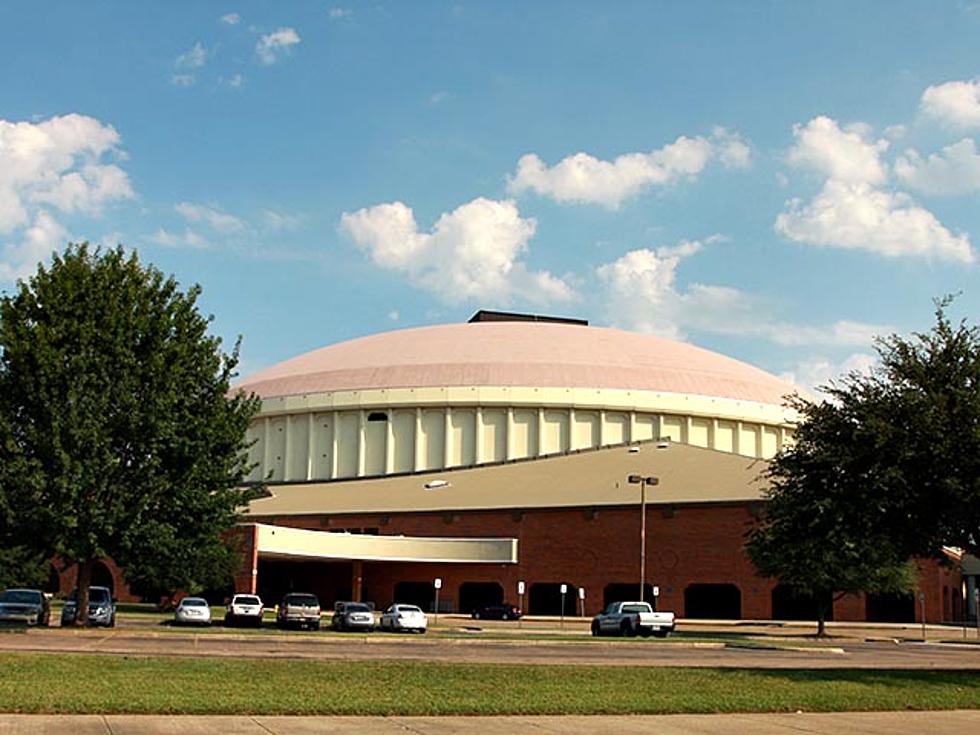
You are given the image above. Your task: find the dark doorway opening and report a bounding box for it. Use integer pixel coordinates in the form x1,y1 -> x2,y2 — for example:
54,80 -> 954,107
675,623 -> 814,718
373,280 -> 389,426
684,583 -> 741,619
603,583 -> 658,609
394,581 -> 437,612
91,561 -> 114,596
46,565 -> 62,595
458,582 -> 504,614
771,585 -> 833,621
866,592 -> 915,623
528,582 -> 577,616
256,559 -> 353,609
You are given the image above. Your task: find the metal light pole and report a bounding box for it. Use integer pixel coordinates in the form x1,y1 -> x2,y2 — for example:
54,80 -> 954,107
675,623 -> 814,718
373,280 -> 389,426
628,474 -> 659,602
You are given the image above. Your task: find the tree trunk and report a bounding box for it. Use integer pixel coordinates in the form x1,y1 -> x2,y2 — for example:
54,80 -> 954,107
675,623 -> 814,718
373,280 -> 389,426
816,600 -> 827,637
74,559 -> 94,627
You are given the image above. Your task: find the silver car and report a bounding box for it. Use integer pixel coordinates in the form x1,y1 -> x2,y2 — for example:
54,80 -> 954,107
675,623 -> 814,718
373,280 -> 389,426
330,602 -> 375,632
0,588 -> 51,626
174,597 -> 212,626
380,604 -> 427,633
60,586 -> 116,627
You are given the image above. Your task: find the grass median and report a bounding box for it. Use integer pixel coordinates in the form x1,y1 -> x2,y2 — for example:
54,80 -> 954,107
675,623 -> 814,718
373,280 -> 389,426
2,653 -> 980,715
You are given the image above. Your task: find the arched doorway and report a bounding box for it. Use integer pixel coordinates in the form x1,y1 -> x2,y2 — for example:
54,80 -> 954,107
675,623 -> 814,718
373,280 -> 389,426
684,583 -> 741,619
866,592 -> 915,623
771,585 -> 833,621
603,583 -> 657,609
46,565 -> 63,595
91,561 -> 114,596
528,582 -> 577,616
394,581 -> 437,612
458,582 -> 503,614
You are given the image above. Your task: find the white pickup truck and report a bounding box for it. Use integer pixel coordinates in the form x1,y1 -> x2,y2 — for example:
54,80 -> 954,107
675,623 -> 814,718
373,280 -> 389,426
591,601 -> 675,638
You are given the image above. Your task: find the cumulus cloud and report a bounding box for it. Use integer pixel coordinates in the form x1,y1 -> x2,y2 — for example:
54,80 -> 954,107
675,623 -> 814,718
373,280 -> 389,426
894,138 -> 980,195
341,197 -> 575,305
175,201 -> 246,233
506,128 -> 751,209
0,114 -> 134,280
596,241 -> 890,348
778,352 -> 878,395
175,42 -> 208,70
775,116 -> 974,263
328,7 -> 352,20
256,27 -> 300,65
149,227 -> 208,249
920,79 -> 980,129
221,13 -> 241,25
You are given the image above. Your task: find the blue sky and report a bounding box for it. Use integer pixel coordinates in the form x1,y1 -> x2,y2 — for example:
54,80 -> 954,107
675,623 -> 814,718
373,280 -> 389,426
2,1 -> 980,390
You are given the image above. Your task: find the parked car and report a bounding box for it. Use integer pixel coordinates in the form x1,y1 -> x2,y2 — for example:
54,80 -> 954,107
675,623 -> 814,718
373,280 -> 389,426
330,601 -> 375,632
276,593 -> 321,630
380,604 -> 427,633
174,596 -> 212,626
224,594 -> 264,627
591,601 -> 675,638
0,588 -> 51,626
60,586 -> 116,627
471,603 -> 522,620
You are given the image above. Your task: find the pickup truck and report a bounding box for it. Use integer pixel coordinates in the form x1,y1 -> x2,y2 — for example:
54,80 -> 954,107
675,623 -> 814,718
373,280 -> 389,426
591,601 -> 675,637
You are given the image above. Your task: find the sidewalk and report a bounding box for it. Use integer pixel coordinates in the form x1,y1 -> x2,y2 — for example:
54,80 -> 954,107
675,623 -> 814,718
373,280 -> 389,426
1,711 -> 979,734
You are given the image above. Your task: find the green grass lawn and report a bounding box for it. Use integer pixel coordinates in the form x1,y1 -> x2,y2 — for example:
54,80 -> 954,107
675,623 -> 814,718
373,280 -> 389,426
1,653 -> 979,715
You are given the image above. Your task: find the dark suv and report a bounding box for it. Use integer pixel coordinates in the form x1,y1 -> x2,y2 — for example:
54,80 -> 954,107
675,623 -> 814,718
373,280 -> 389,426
471,603 -> 522,620
276,593 -> 321,630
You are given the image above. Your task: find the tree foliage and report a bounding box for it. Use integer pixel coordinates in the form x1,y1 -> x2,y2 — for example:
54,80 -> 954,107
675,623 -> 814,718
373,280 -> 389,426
747,299 -> 980,633
0,244 -> 260,617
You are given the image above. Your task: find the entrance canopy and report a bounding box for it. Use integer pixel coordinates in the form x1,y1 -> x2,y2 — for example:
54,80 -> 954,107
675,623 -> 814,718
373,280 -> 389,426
253,523 -> 518,564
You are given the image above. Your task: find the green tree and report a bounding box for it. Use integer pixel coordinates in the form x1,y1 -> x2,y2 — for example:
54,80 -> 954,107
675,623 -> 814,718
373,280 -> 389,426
0,244 -> 260,622
747,299 -> 980,633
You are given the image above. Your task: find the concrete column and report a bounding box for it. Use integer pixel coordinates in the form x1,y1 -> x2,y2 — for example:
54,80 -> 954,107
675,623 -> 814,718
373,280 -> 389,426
443,408 -> 453,468
506,407 -> 515,460
710,418 -> 718,452
282,415 -> 292,481
306,413 -> 315,480
629,411 -> 638,443
385,412 -> 395,474
598,410 -> 606,447
474,407 -> 484,464
330,412 -> 340,479
262,417 -> 271,480
356,410 -> 367,477
734,421 -> 742,456
351,560 -> 364,602
568,407 -> 576,450
755,424 -> 764,458
537,408 -> 545,457
414,408 -> 424,471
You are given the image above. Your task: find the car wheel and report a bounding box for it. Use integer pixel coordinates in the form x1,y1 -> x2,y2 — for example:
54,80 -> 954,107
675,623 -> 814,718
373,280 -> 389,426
591,621 -> 601,637
108,615 -> 116,628
639,628 -> 651,638
620,620 -> 635,637
654,630 -> 669,638
312,621 -> 320,631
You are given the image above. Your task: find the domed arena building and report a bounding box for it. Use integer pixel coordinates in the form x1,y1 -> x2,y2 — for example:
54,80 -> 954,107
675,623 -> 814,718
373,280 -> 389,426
228,311 -> 963,623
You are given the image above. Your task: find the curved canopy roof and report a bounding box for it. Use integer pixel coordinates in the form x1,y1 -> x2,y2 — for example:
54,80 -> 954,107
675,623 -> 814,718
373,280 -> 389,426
236,322 -> 798,407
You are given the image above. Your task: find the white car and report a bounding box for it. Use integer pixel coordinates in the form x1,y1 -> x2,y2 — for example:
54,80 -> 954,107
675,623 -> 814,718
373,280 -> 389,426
174,597 -> 212,626
380,604 -> 427,633
224,594 -> 264,627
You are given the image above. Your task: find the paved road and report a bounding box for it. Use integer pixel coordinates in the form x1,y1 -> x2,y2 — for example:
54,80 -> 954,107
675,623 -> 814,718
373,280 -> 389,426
3,626 -> 980,669
2,711 -> 980,734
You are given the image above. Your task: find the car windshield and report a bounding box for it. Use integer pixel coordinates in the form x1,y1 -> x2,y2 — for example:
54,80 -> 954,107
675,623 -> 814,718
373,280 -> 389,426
181,598 -> 207,607
345,603 -> 370,612
399,606 -> 422,613
622,603 -> 652,613
0,590 -> 41,604
285,595 -> 318,606
235,596 -> 260,606
66,588 -> 110,604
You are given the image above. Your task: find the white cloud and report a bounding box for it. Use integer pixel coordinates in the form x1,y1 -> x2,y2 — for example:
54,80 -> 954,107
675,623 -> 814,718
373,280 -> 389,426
175,42 -> 208,70
778,352 -> 877,395
170,74 -> 195,87
596,241 -> 890,348
328,8 -> 353,20
776,115 -> 974,263
221,13 -> 241,25
341,197 -> 575,305
894,138 -> 980,195
256,27 -> 300,65
387,309 -> 400,321
506,128 -> 750,209
920,79 -> 980,129
429,91 -> 449,105
149,227 -> 208,249
175,201 -> 246,233
0,211 -> 68,282
786,116 -> 889,185
228,73 -> 244,88
0,114 -> 134,280
261,209 -> 302,231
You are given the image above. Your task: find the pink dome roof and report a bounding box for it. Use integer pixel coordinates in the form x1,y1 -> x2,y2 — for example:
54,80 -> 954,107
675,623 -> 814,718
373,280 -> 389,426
236,322 -> 798,406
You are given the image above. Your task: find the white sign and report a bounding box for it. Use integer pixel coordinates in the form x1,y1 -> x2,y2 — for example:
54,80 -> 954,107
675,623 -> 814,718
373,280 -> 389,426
578,587 -> 585,600
434,578 -> 442,590
560,584 -> 568,594
652,586 -> 660,597
517,580 -> 525,595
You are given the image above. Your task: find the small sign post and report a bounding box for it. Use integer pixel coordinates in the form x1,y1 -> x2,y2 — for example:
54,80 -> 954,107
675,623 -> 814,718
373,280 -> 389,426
434,577 -> 442,626
560,584 -> 568,629
578,586 -> 586,617
975,589 -> 979,640
518,580 -> 525,629
919,591 -> 926,642
652,585 -> 660,611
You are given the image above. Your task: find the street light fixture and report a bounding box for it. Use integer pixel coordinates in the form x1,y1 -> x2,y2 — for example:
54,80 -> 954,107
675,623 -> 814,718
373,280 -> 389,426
628,473 -> 659,603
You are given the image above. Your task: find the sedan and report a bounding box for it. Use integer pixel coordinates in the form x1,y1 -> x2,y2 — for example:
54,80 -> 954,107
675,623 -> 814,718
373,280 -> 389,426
380,604 -> 427,633
224,594 -> 264,627
174,597 -> 212,626
471,603 -> 522,620
60,586 -> 116,627
330,602 -> 375,632
0,588 -> 50,626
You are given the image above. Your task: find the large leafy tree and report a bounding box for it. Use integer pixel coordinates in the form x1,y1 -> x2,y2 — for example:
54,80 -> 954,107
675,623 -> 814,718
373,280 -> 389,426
0,244 -> 260,622
747,299 -> 980,633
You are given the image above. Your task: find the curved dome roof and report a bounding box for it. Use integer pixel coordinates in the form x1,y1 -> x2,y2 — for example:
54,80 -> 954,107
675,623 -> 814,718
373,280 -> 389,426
236,322 -> 798,406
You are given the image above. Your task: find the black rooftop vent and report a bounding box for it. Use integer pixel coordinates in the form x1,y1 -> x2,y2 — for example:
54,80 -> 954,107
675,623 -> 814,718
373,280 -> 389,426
468,310 -> 588,326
